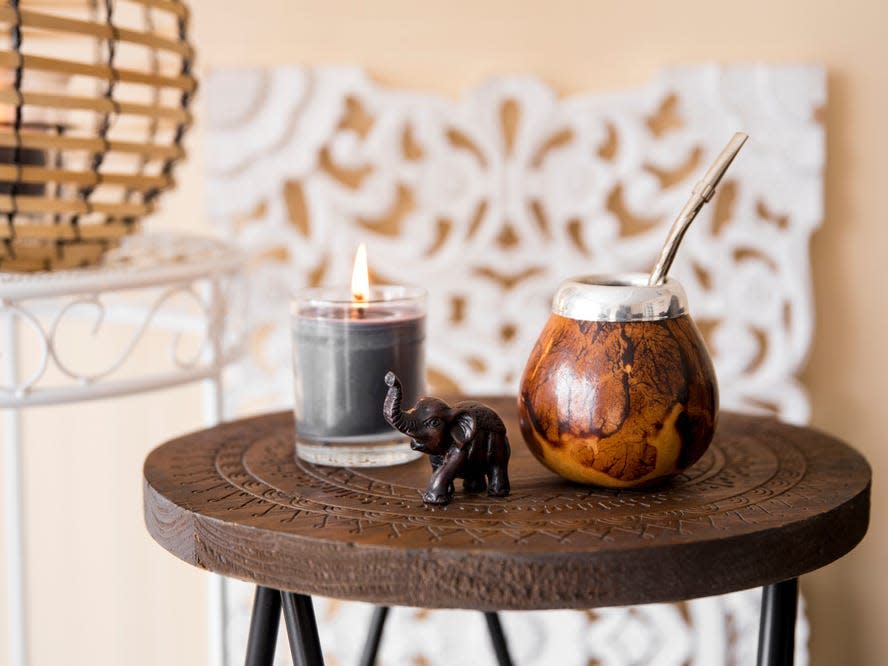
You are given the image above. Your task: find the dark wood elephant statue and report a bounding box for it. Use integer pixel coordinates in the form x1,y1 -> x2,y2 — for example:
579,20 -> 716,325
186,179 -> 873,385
383,371 -> 511,505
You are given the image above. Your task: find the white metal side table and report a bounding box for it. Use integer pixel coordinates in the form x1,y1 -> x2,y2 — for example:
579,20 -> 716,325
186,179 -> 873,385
0,233 -> 245,666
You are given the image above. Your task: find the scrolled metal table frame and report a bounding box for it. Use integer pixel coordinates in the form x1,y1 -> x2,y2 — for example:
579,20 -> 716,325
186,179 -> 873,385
0,233 -> 245,666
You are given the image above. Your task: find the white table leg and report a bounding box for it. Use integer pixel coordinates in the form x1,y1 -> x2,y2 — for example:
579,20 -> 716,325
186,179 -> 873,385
3,312 -> 27,666
203,274 -> 229,666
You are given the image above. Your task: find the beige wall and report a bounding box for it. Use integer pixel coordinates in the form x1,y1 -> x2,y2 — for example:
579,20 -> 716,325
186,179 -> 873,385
2,1 -> 886,664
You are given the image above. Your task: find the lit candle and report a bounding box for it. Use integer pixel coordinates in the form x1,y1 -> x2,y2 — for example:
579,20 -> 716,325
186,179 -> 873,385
291,243 -> 426,467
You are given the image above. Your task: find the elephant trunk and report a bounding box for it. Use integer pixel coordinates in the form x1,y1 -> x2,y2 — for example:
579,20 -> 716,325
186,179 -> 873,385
383,371 -> 418,434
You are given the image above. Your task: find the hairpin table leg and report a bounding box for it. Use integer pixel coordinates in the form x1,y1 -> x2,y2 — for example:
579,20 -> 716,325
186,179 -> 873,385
757,578 -> 799,666
359,606 -> 390,666
281,591 -> 325,666
245,586 -> 281,666
484,611 -> 514,666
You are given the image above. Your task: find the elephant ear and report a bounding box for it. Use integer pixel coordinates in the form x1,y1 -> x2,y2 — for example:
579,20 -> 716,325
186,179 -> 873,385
448,412 -> 476,449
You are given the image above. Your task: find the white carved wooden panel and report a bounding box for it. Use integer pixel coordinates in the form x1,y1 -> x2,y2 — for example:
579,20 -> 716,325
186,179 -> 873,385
205,64 -> 823,666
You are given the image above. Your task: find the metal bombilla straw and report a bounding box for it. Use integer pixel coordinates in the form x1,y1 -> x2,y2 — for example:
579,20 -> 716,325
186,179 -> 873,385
648,132 -> 749,286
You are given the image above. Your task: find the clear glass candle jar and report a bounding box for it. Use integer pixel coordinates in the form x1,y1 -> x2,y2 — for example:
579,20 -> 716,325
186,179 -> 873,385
291,285 -> 426,467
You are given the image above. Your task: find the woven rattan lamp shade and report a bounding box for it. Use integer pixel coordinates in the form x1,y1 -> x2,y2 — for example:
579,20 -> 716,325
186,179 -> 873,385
0,0 -> 195,271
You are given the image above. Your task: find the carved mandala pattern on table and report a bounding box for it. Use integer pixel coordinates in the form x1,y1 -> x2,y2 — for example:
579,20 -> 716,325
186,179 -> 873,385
178,412 -> 809,549
203,64 -> 823,666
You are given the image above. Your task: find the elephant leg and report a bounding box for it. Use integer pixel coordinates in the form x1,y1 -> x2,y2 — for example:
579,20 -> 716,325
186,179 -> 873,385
431,457 -> 452,497
423,449 -> 465,505
463,475 -> 487,494
487,435 -> 511,497
487,465 -> 510,496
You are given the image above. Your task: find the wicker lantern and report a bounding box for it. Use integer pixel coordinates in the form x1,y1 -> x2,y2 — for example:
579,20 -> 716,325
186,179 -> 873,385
0,0 -> 195,271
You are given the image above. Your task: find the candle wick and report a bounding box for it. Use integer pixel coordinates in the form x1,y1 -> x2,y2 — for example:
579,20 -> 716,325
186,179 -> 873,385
352,296 -> 367,319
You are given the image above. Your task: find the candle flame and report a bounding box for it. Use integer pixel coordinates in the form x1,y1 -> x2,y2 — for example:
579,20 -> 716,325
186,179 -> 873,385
351,242 -> 370,303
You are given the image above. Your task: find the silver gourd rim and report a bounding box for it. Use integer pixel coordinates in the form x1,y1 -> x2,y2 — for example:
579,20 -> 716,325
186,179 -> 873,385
552,273 -> 688,322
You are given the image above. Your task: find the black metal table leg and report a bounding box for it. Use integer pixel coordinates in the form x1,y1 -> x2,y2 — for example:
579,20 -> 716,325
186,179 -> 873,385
757,578 -> 799,666
359,606 -> 390,666
484,611 -> 514,666
281,591 -> 325,666
245,586 -> 282,666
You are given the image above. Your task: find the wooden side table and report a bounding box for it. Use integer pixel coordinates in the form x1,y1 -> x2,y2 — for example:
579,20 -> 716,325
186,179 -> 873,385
143,400 -> 870,666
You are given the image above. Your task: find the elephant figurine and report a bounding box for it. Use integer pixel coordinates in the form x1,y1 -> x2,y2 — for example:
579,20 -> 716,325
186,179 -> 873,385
383,371 -> 511,505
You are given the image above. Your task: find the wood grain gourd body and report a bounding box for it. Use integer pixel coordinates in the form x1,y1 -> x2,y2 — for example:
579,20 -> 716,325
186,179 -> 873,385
519,313 -> 717,488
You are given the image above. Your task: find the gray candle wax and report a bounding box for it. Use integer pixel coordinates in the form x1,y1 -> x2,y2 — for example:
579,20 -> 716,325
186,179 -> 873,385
291,286 -> 426,466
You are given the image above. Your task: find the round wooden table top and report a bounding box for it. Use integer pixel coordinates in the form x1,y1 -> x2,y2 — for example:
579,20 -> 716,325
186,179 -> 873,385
143,399 -> 870,611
